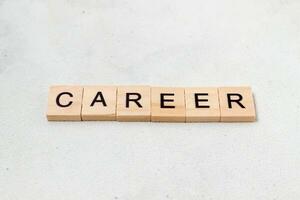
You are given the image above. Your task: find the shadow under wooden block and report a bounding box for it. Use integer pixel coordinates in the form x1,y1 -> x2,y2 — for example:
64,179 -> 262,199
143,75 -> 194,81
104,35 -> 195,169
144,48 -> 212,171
117,86 -> 151,121
46,86 -> 83,121
81,86 -> 117,121
185,87 -> 220,122
151,87 -> 185,122
219,87 -> 256,122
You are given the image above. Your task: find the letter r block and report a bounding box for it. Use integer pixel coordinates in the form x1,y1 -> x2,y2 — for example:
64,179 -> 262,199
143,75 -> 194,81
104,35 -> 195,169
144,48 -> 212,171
46,86 -> 83,121
151,87 -> 185,122
117,86 -> 151,121
218,87 -> 256,122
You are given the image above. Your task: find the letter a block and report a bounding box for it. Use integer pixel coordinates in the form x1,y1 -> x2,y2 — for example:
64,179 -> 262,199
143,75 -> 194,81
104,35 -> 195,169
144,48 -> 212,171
117,86 -> 151,121
151,87 -> 185,122
46,86 -> 83,121
218,87 -> 256,122
81,86 -> 117,121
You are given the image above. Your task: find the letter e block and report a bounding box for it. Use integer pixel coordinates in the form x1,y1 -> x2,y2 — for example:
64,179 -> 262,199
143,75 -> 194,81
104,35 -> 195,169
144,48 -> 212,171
185,87 -> 220,122
151,87 -> 185,122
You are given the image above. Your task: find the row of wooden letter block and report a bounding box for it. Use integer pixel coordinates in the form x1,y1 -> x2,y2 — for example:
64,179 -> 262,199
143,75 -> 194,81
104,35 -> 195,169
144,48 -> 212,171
46,86 -> 256,122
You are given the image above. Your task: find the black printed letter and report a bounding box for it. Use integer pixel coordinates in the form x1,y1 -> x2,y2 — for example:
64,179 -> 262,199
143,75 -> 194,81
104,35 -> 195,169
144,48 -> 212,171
160,93 -> 175,108
56,92 -> 73,107
126,93 -> 142,108
194,93 -> 209,108
90,92 -> 107,107
227,93 -> 245,108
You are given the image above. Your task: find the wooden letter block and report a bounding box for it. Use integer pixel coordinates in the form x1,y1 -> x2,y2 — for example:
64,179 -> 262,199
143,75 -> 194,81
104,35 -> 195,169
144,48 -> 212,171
218,87 -> 256,122
47,86 -> 83,121
151,87 -> 185,122
117,86 -> 151,121
81,86 -> 117,121
185,87 -> 220,122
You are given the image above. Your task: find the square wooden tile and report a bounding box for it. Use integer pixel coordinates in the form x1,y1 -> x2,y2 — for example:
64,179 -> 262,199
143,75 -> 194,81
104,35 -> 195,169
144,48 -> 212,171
117,86 -> 151,121
151,87 -> 185,122
219,87 -> 256,122
81,86 -> 117,121
185,87 -> 220,122
46,86 -> 83,121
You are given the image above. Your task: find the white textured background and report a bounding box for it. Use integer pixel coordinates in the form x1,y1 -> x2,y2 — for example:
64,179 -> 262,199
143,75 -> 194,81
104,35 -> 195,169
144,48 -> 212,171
1,0 -> 300,199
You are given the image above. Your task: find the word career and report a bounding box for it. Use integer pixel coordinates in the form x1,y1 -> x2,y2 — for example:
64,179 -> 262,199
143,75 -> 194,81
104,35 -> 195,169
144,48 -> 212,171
46,86 -> 256,122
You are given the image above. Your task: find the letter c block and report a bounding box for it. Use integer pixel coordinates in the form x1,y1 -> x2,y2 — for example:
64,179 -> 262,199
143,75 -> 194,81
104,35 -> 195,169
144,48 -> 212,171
46,86 -> 83,121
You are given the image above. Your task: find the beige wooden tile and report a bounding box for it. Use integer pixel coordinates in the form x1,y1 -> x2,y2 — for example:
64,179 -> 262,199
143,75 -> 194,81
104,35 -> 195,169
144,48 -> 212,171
219,87 -> 256,122
185,87 -> 220,122
117,86 -> 151,121
81,86 -> 117,121
46,86 -> 83,121
151,87 -> 185,122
